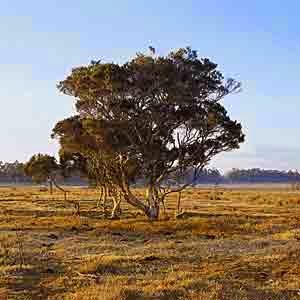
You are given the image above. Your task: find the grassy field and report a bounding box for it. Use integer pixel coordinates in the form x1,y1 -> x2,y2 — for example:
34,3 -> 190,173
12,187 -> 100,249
1,185 -> 300,299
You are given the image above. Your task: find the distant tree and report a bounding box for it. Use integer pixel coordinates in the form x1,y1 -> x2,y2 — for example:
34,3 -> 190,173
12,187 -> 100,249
52,47 -> 244,220
10,161 -> 25,184
24,154 -> 59,194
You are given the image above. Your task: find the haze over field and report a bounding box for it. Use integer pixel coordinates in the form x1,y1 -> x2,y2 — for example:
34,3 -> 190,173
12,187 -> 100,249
1,0 -> 300,170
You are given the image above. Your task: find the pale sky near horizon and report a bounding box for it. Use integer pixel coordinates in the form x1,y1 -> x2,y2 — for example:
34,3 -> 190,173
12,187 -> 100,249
1,0 -> 300,171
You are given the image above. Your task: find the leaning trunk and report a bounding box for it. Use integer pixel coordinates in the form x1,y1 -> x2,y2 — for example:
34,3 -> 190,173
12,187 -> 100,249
52,178 -> 67,201
120,183 -> 160,220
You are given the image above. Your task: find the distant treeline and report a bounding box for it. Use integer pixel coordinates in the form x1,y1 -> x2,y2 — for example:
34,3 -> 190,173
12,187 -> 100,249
174,168 -> 300,184
0,161 -> 30,183
1,160 -> 300,185
0,160 -> 85,185
224,168 -> 300,183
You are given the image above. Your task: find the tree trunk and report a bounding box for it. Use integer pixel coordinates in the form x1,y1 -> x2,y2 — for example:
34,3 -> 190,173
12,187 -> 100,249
110,189 -> 122,219
141,185 -> 160,220
110,198 -> 122,219
49,179 -> 53,195
145,204 -> 160,220
52,178 -> 67,201
96,186 -> 103,208
121,184 -> 160,220
176,191 -> 182,215
97,186 -> 108,217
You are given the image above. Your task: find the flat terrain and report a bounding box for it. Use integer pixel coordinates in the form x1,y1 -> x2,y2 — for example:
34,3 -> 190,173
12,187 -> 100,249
1,186 -> 300,299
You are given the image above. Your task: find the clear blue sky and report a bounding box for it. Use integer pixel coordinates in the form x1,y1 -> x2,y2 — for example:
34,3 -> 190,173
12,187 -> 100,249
1,0 -> 300,171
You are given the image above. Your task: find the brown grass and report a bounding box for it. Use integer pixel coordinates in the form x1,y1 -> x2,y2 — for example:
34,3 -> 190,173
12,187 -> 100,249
1,185 -> 300,299
65,278 -> 141,300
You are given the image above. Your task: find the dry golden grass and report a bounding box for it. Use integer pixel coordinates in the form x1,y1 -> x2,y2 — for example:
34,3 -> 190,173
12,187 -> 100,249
64,278 -> 141,300
1,185 -> 300,299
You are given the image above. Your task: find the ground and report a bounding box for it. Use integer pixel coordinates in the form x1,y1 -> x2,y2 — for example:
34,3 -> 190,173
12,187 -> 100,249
1,185 -> 300,299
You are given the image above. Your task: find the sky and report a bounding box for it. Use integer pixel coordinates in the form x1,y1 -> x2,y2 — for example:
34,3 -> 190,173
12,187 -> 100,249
1,0 -> 300,171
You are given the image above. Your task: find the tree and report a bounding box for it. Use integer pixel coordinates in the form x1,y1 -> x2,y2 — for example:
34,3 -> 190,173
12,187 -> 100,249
10,161 -> 25,184
52,47 -> 245,220
24,154 -> 60,194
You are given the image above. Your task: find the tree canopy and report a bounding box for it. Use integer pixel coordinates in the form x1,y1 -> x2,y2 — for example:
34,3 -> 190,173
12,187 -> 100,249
24,154 -> 58,183
52,47 -> 245,219
24,154 -> 61,194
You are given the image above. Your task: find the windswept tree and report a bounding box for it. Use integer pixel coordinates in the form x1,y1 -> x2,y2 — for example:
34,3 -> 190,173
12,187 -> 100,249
52,117 -> 134,218
52,47 -> 245,220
